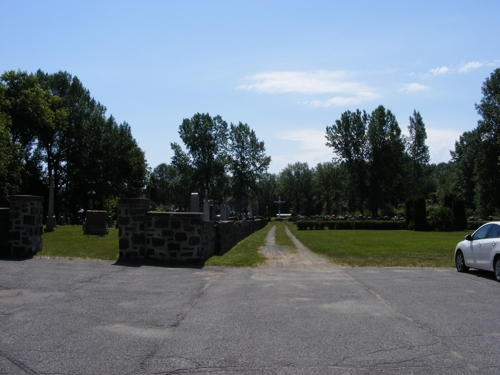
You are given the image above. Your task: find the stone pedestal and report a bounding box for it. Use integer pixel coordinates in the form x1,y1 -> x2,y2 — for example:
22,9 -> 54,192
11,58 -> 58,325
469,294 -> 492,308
8,196 -> 44,257
117,198 -> 150,258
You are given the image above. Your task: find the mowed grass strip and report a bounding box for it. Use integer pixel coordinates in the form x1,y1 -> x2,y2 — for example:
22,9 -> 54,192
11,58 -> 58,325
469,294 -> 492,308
286,222 -> 467,267
274,221 -> 297,253
38,225 -> 119,260
204,222 -> 271,267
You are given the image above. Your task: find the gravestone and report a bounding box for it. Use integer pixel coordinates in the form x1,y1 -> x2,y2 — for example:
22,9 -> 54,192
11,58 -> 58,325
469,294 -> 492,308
220,198 -> 229,220
83,210 -> 109,235
190,192 -> 199,212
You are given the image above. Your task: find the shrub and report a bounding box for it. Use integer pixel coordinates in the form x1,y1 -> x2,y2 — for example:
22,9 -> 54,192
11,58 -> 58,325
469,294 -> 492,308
335,220 -> 354,230
314,221 -> 325,230
430,206 -> 455,231
452,198 -> 467,231
467,221 -> 487,231
413,196 -> 428,231
405,197 -> 414,228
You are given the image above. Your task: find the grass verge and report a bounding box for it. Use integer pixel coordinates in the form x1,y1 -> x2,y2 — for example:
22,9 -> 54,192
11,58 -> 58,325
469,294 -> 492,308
286,221 -> 466,267
204,222 -> 271,267
37,225 -> 119,260
274,221 -> 297,252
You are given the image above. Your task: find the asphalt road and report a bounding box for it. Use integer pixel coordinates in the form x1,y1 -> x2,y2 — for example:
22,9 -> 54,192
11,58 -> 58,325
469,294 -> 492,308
1,258 -> 499,374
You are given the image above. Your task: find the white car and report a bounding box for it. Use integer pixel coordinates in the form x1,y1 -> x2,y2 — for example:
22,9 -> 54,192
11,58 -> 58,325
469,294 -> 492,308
454,221 -> 500,282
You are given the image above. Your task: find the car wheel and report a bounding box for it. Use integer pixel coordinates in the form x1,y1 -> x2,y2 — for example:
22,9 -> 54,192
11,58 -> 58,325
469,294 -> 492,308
494,257 -> 500,282
455,251 -> 469,273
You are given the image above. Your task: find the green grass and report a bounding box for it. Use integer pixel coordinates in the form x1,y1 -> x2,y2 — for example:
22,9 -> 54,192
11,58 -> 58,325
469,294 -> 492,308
204,222 -> 271,267
38,225 -> 119,260
286,222 -> 467,267
38,221 -> 465,268
274,221 -> 297,252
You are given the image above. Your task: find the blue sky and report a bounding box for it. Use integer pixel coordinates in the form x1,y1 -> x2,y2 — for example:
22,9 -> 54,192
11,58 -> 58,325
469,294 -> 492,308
2,0 -> 499,173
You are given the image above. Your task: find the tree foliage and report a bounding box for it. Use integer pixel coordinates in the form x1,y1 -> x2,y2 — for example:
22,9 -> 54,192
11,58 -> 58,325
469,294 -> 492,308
228,122 -> 271,212
0,69 -> 147,217
172,113 -> 229,202
325,110 -> 367,212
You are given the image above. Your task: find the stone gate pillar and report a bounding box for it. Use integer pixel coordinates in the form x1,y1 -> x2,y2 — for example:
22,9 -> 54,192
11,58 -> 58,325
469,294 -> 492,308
117,198 -> 150,258
8,195 -> 44,257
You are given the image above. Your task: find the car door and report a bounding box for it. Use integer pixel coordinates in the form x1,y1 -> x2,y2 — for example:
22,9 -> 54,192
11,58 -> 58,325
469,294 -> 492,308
482,224 -> 500,270
468,224 -> 492,268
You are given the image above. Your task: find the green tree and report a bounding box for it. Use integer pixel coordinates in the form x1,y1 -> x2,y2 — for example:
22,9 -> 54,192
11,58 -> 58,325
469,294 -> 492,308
0,70 -> 68,198
173,113 -> 229,201
151,163 -> 178,208
278,162 -> 314,216
256,173 -> 279,217
366,105 -> 407,217
312,162 -> 341,215
228,122 -> 271,213
452,197 -> 467,231
474,68 -> 500,216
450,129 -> 480,212
406,110 -> 430,196
0,69 -> 147,217
325,109 -> 368,212
412,196 -> 427,231
0,113 -> 22,201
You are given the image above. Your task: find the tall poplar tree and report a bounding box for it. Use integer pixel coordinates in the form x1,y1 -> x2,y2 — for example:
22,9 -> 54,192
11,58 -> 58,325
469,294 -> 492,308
366,105 -> 406,217
406,110 -> 430,196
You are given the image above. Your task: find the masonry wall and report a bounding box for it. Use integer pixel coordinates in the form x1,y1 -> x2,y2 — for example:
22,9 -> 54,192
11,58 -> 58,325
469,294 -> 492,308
145,212 -> 207,261
117,198 -> 150,258
117,198 -> 266,262
8,196 -> 44,257
0,208 -> 9,256
216,219 -> 268,255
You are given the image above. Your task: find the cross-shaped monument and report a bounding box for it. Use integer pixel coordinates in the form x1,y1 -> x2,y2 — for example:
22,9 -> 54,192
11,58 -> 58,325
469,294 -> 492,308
274,196 -> 285,219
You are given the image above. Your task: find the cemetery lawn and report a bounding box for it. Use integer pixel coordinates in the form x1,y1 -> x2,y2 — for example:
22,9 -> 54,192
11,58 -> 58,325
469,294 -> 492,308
204,222 -> 271,267
38,225 -> 119,260
285,222 -> 466,267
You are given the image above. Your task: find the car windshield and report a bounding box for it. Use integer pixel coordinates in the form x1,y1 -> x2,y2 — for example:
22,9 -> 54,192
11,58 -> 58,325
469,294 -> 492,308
472,225 -> 491,240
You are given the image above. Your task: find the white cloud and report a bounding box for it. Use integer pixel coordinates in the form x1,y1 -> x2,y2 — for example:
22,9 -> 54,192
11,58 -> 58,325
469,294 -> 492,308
458,61 -> 483,73
400,83 -> 430,93
237,70 -> 379,107
429,66 -> 450,76
425,128 -> 463,163
274,129 -> 332,168
269,127 -> 463,173
302,90 -> 379,107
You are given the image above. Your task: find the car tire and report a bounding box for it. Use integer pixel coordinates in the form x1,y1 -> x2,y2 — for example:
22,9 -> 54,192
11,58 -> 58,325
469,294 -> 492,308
455,250 -> 469,273
494,257 -> 500,282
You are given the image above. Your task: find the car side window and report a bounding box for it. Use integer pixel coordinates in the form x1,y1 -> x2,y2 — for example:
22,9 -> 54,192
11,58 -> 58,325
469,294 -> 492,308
472,225 -> 491,240
487,224 -> 500,239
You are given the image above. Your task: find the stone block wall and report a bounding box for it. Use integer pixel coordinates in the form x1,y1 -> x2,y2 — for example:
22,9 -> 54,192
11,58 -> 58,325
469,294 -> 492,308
8,196 -> 44,257
145,212 -> 206,261
117,198 -> 266,262
117,198 -> 150,258
0,208 -> 9,256
217,219 -> 268,255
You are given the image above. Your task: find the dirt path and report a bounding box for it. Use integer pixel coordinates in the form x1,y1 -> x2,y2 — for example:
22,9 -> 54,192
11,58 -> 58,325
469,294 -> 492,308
258,225 -> 334,269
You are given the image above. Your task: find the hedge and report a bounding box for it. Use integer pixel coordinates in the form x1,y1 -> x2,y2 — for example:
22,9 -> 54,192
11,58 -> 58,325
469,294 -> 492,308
295,220 -> 406,230
295,220 -> 489,231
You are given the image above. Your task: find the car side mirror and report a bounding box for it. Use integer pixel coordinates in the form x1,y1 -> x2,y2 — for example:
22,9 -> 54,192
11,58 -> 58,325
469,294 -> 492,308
465,234 -> 472,241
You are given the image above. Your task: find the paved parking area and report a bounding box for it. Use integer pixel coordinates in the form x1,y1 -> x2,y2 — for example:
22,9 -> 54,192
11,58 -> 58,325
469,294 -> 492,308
1,258 -> 499,374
